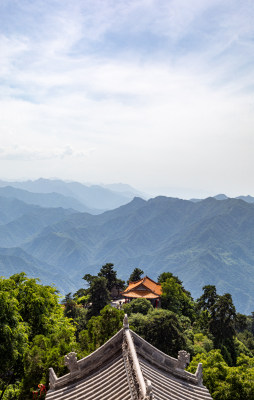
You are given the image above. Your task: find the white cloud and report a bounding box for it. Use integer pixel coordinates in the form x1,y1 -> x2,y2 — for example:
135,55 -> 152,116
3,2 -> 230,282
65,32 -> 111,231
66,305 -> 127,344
0,145 -> 94,161
0,34 -> 28,75
0,0 -> 254,196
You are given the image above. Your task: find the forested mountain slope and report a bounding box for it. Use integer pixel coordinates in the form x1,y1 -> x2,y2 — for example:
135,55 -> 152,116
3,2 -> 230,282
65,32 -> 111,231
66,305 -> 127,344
1,195 -> 254,313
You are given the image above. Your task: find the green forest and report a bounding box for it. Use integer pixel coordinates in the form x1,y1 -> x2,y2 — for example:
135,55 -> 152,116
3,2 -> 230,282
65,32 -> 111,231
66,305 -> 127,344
1,265 -> 254,400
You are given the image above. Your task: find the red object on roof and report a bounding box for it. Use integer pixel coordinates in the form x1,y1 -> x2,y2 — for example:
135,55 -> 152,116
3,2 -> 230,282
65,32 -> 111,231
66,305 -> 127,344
121,276 -> 162,299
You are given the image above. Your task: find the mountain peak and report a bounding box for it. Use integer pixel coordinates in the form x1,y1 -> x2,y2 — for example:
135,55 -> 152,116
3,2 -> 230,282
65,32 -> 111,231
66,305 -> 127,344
213,194 -> 228,200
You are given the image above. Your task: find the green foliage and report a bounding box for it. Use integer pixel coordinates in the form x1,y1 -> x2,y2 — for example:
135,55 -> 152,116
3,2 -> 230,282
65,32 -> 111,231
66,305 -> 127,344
62,293 -> 88,337
188,350 -> 254,400
128,268 -> 144,283
196,286 -> 237,364
2,269 -> 254,400
98,263 -> 117,292
88,276 -> 110,317
123,298 -> 153,315
127,313 -> 147,334
0,290 -> 28,397
83,264 -> 124,302
1,383 -> 21,400
158,272 -> 183,286
161,277 -> 195,320
191,333 -> 214,356
129,308 -> 187,357
197,285 -> 218,313
234,337 -> 253,358
235,313 -> 248,333
82,274 -> 96,286
188,350 -> 228,396
21,319 -> 76,398
7,272 -> 62,339
79,306 -> 124,354
209,294 -> 236,346
0,273 -> 78,399
237,330 -> 254,355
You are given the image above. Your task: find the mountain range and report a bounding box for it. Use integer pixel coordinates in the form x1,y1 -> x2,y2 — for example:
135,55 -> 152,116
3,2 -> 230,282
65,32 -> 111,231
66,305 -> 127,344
0,178 -> 143,212
0,179 -> 254,314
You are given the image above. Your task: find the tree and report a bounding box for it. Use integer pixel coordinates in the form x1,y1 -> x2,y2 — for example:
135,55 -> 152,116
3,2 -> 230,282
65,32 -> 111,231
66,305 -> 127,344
79,306 -> 124,354
188,351 -> 254,400
129,309 -> 187,357
98,263 -> 118,292
187,350 -> 228,398
21,321 -> 76,399
128,268 -> 144,283
62,293 -> 88,338
197,285 -> 218,313
123,298 -> 153,315
63,293 -> 79,320
0,273 -> 78,399
9,273 -> 62,339
114,278 -> 126,294
160,277 -> 195,320
196,285 -> 219,334
88,277 -> 110,317
0,291 -> 28,399
82,274 -> 96,286
83,264 -> 125,298
73,288 -> 90,307
209,293 -> 236,364
237,330 -> 254,355
192,332 -> 213,355
235,313 -> 248,333
197,286 -> 237,365
158,272 -> 183,286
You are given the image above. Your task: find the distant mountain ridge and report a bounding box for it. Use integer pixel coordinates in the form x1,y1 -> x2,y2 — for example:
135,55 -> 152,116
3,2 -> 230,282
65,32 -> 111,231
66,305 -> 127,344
0,179 -> 142,211
0,186 -> 96,213
191,193 -> 254,203
1,181 -> 254,314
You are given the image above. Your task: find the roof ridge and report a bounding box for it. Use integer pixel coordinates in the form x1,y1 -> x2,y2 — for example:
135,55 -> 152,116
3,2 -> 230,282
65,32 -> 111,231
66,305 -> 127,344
123,276 -> 161,294
129,276 -> 145,285
46,316 -> 212,400
122,324 -> 148,398
143,275 -> 161,286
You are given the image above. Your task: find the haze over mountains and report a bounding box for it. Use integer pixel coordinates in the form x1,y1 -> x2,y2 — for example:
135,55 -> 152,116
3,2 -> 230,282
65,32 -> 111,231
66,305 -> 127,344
0,178 -> 254,314
0,178 -> 144,213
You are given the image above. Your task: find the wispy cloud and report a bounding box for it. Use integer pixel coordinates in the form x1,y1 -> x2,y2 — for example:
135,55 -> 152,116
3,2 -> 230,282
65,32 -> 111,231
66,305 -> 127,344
0,0 -> 253,196
0,145 -> 94,161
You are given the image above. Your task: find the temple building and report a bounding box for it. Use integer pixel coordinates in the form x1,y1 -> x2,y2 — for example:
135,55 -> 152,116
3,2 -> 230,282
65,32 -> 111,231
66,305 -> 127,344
121,276 -> 162,307
45,315 -> 212,400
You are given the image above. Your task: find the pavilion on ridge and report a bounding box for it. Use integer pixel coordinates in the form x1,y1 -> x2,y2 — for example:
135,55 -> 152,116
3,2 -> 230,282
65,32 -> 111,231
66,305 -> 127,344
121,276 -> 162,307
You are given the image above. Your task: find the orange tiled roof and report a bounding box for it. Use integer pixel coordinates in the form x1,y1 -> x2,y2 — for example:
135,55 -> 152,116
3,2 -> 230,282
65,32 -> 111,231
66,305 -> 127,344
122,276 -> 162,298
123,290 -> 160,299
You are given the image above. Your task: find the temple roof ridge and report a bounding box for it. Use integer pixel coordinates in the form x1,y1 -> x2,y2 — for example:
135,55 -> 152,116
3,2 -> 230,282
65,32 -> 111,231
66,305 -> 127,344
46,316 -> 212,400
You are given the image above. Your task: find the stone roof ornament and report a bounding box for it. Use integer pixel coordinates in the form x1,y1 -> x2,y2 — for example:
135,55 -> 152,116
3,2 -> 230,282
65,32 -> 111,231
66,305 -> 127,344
145,379 -> 154,399
123,314 -> 129,329
195,363 -> 203,386
64,352 -> 79,374
49,368 -> 57,390
177,350 -> 190,370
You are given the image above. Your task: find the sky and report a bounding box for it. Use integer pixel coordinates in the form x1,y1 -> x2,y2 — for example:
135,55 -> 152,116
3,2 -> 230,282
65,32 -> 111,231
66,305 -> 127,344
0,0 -> 254,198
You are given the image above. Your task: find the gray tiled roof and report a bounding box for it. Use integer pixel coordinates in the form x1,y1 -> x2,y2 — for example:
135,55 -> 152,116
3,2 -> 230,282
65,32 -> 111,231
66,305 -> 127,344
46,355 -> 132,400
139,357 -> 212,400
46,316 -> 213,400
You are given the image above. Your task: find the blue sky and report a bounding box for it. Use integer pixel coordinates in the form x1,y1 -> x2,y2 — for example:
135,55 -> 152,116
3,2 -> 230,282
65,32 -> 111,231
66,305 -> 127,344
0,0 -> 254,198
